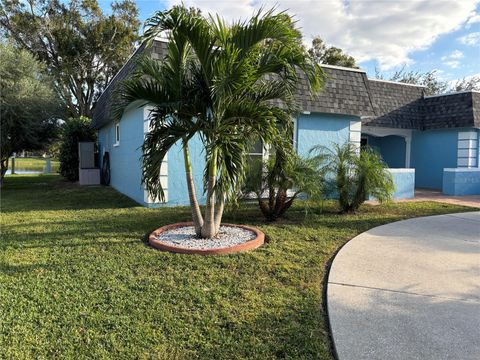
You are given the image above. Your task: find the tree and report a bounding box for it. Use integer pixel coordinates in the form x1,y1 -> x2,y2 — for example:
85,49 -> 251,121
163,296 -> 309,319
0,42 -> 62,185
58,116 -> 96,181
0,0 -> 140,118
308,36 -> 357,68
311,143 -> 394,213
375,66 -> 480,95
114,6 -> 323,238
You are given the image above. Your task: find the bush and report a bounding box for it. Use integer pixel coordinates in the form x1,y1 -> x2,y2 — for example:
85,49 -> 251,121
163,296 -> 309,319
241,146 -> 324,221
311,143 -> 394,213
59,117 -> 96,181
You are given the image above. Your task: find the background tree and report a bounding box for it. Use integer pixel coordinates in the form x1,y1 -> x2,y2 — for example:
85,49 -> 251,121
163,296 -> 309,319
308,36 -> 357,68
375,66 -> 480,95
0,42 -> 62,185
58,116 -> 96,181
0,0 -> 140,118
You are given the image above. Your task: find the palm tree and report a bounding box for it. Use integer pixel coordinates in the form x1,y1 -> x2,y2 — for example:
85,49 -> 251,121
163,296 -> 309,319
114,6 -> 323,238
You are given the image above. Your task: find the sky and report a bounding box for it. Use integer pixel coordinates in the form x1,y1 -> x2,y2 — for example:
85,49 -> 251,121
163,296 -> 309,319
102,0 -> 480,83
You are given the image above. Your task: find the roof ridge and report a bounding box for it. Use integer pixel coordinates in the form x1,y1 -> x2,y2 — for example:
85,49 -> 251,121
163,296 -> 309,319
424,90 -> 480,99
319,64 -> 366,73
368,78 -> 427,88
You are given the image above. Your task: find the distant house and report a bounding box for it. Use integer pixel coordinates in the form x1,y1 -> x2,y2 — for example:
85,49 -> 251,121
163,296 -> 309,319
93,40 -> 480,207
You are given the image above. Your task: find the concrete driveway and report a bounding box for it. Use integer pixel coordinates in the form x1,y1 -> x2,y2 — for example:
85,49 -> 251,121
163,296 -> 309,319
327,212 -> 480,360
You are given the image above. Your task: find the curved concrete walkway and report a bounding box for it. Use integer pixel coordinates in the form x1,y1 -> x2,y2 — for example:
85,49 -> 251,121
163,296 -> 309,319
327,212 -> 480,360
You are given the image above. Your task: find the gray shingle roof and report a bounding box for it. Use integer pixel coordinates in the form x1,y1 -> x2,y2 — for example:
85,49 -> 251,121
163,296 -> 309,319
363,79 -> 425,129
423,91 -> 480,130
93,41 -> 480,131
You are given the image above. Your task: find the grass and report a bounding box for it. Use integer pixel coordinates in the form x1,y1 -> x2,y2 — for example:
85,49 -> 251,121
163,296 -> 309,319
0,175 -> 475,359
8,157 -> 60,172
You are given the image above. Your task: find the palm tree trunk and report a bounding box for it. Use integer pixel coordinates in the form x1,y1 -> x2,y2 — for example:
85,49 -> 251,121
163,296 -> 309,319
214,194 -> 225,234
201,148 -> 217,238
182,139 -> 204,237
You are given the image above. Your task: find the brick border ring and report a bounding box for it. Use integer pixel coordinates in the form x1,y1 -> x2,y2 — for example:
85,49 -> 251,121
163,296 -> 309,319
148,222 -> 265,255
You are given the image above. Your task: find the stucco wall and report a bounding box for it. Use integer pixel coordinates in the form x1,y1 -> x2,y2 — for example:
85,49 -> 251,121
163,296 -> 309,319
296,113 -> 357,156
411,129 -> 459,190
443,168 -> 480,195
98,106 -> 145,205
167,135 -> 206,206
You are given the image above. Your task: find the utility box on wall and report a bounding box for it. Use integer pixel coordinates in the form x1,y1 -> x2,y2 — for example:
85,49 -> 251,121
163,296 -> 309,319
78,142 -> 100,185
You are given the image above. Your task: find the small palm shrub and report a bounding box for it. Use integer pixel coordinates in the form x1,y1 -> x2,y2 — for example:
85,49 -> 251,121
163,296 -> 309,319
59,117 -> 96,181
242,146 -> 324,221
311,143 -> 394,213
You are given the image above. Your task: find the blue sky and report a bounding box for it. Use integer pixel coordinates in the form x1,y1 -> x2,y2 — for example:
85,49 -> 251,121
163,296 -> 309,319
102,0 -> 480,83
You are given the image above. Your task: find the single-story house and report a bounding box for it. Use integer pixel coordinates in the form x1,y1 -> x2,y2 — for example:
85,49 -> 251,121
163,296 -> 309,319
92,40 -> 480,207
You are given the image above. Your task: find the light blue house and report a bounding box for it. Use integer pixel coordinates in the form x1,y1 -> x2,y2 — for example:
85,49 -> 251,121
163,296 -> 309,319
92,40 -> 480,207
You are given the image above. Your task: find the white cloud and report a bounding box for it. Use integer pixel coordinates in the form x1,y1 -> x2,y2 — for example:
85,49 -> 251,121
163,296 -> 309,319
165,0 -> 480,70
457,32 -> 480,45
441,50 -> 464,68
466,13 -> 480,28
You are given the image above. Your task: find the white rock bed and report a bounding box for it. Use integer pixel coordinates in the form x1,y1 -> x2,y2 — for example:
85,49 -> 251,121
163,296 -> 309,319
155,225 -> 256,249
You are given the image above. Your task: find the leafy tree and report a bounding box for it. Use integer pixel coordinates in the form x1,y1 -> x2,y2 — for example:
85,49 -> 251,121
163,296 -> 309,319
58,116 -> 96,181
0,0 -> 140,118
0,42 -> 62,185
375,66 -> 480,95
308,36 -> 357,68
241,140 -> 325,222
311,143 -> 394,213
114,6 -> 322,238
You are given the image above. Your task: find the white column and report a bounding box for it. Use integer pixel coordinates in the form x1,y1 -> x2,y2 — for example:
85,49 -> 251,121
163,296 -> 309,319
405,137 -> 411,168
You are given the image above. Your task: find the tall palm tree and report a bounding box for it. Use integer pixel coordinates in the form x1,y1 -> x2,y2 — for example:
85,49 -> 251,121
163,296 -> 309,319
114,6 -> 323,238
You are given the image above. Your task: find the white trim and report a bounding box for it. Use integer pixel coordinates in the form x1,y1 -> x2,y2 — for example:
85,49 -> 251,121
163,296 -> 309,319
444,168 -> 480,172
424,90 -> 479,99
456,131 -> 478,168
368,78 -> 427,88
293,117 -> 298,151
319,64 -> 366,73
386,168 -> 415,173
143,105 -> 168,204
113,123 -> 120,147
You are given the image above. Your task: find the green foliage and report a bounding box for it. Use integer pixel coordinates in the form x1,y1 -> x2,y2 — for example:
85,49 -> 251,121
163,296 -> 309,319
375,66 -> 480,95
242,138 -> 325,221
0,42 -> 62,184
311,143 -> 394,213
0,0 -> 140,117
308,36 -> 357,68
1,174 -> 472,358
114,5 -> 323,237
59,117 -> 96,181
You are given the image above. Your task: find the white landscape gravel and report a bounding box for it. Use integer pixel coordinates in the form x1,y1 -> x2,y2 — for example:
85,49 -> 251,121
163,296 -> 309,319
155,225 -> 257,249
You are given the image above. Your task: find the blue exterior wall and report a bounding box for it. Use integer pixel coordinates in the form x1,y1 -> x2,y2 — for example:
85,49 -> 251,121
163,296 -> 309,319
98,106 -> 145,205
411,129 -> 459,190
365,135 -> 406,168
443,169 -> 480,195
389,170 -> 415,199
167,135 -> 206,206
296,113 -> 355,156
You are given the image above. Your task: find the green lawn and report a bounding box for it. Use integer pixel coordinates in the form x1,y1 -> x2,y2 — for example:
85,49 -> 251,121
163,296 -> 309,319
8,157 -> 59,173
1,175 -> 474,359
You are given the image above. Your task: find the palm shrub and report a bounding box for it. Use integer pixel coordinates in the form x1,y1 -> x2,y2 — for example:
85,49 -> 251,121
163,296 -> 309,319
311,143 -> 394,213
113,6 -> 322,238
59,117 -> 96,181
242,137 -> 324,221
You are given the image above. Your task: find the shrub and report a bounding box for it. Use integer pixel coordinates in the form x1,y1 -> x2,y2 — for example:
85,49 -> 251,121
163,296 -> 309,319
311,143 -> 394,213
242,146 -> 324,221
59,117 -> 96,181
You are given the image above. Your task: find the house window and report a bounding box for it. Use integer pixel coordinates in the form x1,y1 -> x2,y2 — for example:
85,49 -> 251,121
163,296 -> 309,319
114,123 -> 120,146
248,139 -> 264,165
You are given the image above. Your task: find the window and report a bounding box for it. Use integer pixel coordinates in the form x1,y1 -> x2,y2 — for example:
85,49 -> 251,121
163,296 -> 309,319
114,123 -> 120,146
248,139 -> 265,165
